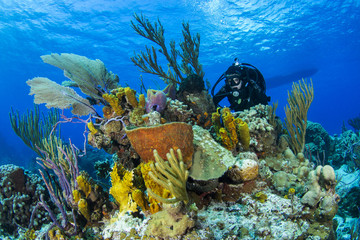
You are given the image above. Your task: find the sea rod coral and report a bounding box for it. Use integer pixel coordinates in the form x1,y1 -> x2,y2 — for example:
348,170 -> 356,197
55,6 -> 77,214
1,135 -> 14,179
284,78 -> 314,155
131,13 -> 204,85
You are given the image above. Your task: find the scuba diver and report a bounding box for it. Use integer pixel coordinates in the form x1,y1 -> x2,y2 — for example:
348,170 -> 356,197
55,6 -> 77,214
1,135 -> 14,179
211,59 -> 270,111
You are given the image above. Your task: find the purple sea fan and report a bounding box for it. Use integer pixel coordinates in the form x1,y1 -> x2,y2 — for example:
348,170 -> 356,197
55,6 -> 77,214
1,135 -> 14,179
145,89 -> 167,113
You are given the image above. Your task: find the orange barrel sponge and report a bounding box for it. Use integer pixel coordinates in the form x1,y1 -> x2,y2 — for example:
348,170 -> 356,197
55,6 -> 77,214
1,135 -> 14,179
126,122 -> 194,168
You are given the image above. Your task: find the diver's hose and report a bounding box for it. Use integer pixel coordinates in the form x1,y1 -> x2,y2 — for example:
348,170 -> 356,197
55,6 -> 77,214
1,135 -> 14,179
211,73 -> 225,97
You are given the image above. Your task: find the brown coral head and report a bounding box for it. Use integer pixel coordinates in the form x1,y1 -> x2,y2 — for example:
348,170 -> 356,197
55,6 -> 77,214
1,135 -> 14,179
125,122 -> 193,167
102,106 -> 114,119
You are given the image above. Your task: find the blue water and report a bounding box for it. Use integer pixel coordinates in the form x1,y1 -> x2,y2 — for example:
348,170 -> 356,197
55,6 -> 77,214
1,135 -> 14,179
0,0 -> 359,167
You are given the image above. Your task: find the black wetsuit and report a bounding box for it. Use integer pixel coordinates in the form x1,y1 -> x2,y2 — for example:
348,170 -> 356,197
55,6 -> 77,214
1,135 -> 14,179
213,78 -> 270,111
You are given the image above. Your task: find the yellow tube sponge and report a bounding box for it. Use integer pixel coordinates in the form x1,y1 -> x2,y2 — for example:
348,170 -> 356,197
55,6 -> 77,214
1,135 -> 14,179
236,118 -> 250,150
211,109 -> 221,134
73,189 -> 81,203
87,121 -> 98,135
125,87 -> 138,108
138,93 -> 146,108
221,107 -> 238,146
102,93 -> 124,116
103,93 -> 124,116
78,198 -> 91,221
76,175 -> 91,198
212,107 -> 243,150
115,87 -> 125,99
219,127 -> 233,150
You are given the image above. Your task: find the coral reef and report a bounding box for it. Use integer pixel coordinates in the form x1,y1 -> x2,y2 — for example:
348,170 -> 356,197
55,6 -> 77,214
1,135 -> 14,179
235,104 -> 278,155
101,86 -> 146,125
301,165 -> 337,207
87,87 -> 147,164
333,164 -> 360,239
178,74 -> 205,94
227,158 -> 259,183
335,165 -> 360,218
305,120 -> 334,164
348,114 -> 360,132
7,13 -> 348,240
328,130 -> 360,169
163,99 -> 194,123
94,157 -> 112,179
0,165 -> 50,236
131,15 -> 214,123
299,165 -> 340,225
31,140 -> 114,238
260,149 -> 311,195
88,116 -> 131,154
142,110 -> 163,126
194,187 -> 335,239
177,75 -> 216,117
73,172 -> 113,223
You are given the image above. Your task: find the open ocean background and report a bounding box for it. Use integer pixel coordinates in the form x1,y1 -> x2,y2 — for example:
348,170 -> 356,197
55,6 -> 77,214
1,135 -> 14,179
0,0 -> 359,168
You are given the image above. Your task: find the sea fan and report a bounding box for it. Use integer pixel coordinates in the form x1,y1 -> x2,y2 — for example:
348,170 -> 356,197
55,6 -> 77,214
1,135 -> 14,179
27,77 -> 96,116
41,53 -> 119,102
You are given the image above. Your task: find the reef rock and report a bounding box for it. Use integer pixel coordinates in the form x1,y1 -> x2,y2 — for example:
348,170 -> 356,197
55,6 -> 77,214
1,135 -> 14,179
190,125 -> 236,180
145,204 -> 195,238
305,121 -> 333,160
163,99 -> 194,123
328,130 -> 360,169
301,165 -> 339,210
227,153 -> 259,182
177,74 -> 215,116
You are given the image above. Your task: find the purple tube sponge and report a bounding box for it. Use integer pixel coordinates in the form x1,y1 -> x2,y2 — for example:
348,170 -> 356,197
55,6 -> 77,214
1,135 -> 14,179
146,89 -> 167,113
163,83 -> 176,100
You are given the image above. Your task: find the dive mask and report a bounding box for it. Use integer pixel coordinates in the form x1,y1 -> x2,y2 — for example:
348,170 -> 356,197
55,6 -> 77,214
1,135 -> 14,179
226,74 -> 244,89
